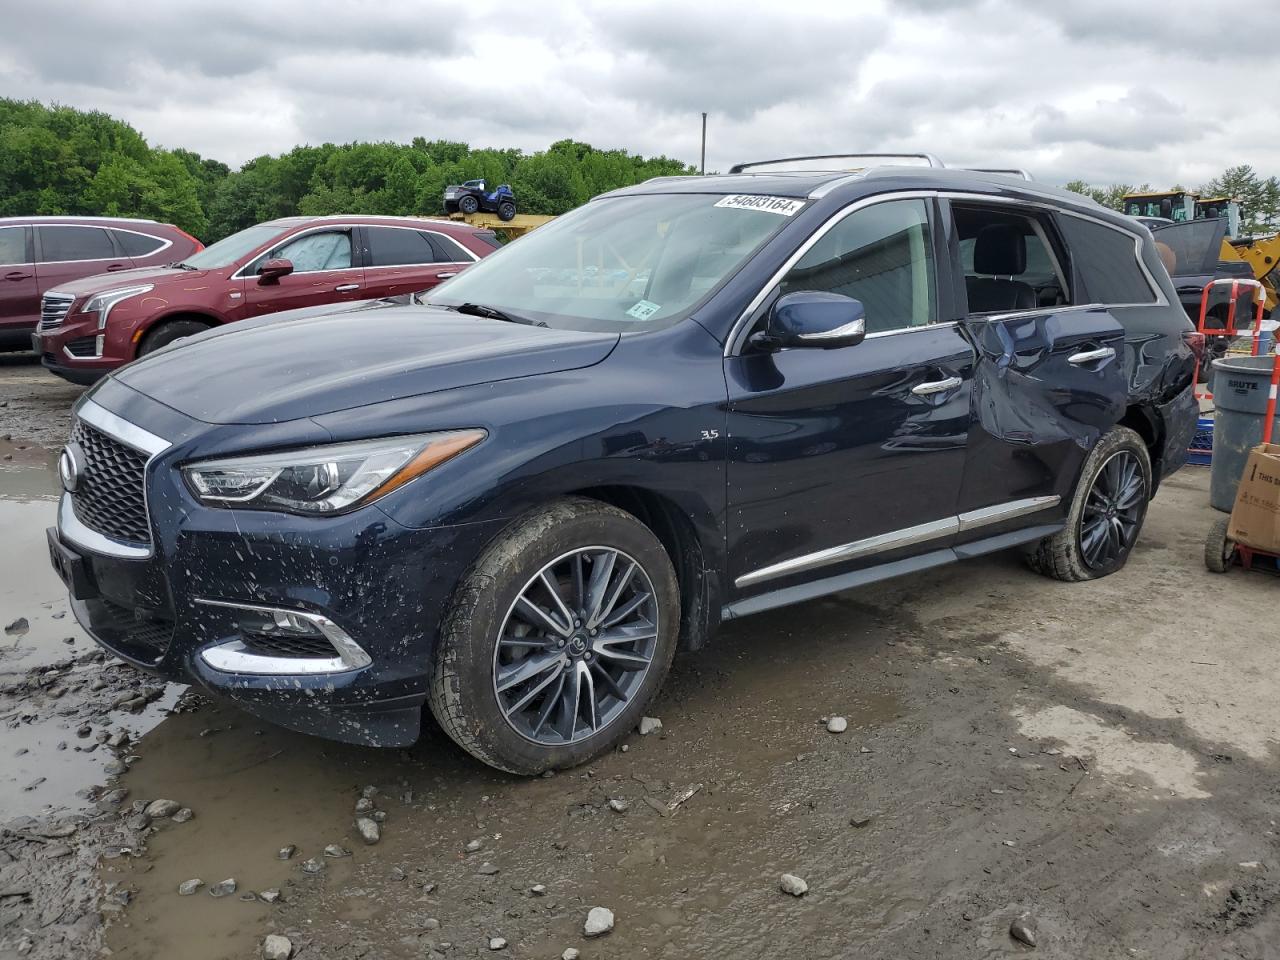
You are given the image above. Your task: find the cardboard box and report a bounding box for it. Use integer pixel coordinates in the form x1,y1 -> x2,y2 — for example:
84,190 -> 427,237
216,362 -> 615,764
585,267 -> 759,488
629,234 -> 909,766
1227,442 -> 1280,553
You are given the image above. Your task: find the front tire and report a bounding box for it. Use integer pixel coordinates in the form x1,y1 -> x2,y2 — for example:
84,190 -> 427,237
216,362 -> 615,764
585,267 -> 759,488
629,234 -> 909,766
1024,426 -> 1152,582
459,195 -> 479,215
137,319 -> 211,356
428,498 -> 679,774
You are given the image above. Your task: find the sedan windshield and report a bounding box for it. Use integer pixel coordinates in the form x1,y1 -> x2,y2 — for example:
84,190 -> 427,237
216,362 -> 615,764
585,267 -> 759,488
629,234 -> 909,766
428,193 -> 801,331
179,224 -> 283,270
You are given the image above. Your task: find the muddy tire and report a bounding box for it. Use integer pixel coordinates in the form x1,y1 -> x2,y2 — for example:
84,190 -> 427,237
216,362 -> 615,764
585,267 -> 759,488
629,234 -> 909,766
1024,426 -> 1152,582
427,497 -> 679,774
458,194 -> 479,215
138,319 -> 211,356
1204,517 -> 1234,573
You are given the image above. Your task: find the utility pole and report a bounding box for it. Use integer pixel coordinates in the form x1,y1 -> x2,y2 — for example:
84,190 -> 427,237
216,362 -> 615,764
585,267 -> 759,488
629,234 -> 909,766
700,112 -> 707,176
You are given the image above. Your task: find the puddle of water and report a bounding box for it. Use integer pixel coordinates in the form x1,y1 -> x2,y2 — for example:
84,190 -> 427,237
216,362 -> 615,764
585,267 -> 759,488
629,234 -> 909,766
0,438 -> 72,677
102,604 -> 903,960
0,437 -> 185,819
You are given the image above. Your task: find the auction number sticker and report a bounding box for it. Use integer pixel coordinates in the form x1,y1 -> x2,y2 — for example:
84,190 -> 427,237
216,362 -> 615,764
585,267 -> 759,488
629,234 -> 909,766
714,194 -> 806,216
625,299 -> 662,321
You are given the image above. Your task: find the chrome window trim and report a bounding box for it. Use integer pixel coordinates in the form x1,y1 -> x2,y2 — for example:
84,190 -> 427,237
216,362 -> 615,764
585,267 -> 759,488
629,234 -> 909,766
195,598 -> 372,674
734,495 -> 1060,589
56,399 -> 171,560
107,226 -> 174,260
936,192 -> 1166,308
3,215 -> 158,224
362,223 -> 480,267
725,190 -> 938,356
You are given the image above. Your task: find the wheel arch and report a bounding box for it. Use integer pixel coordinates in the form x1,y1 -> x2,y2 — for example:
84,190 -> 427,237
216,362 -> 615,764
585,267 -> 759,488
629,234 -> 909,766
1118,403 -> 1164,494
131,310 -> 221,355
567,484 -> 721,651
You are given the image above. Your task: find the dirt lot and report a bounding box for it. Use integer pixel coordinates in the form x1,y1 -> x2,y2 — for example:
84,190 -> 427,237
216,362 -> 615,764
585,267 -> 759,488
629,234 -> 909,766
0,355 -> 1277,960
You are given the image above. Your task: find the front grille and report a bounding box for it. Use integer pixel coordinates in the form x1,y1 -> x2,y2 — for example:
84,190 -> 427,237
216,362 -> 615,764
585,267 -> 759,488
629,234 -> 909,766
70,420 -> 151,544
40,293 -> 75,331
65,336 -> 99,358
242,631 -> 338,659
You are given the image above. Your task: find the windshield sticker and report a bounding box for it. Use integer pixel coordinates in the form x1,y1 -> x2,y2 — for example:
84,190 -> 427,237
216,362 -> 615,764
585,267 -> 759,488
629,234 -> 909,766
714,194 -> 806,216
625,299 -> 662,321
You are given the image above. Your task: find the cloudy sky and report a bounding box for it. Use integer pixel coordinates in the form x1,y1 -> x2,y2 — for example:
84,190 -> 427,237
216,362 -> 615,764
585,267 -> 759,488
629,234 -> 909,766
1,0 -> 1274,188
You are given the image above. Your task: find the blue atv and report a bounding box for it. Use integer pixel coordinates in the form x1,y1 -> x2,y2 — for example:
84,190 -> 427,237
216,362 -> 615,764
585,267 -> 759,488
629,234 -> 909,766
443,179 -> 518,221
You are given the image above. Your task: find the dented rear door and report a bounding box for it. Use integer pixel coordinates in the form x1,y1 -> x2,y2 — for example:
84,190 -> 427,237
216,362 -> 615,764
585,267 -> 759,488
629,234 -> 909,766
956,306 -> 1127,539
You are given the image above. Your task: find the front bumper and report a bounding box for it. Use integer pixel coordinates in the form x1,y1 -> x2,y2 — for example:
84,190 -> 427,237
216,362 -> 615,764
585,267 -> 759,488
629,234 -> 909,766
50,393 -> 508,747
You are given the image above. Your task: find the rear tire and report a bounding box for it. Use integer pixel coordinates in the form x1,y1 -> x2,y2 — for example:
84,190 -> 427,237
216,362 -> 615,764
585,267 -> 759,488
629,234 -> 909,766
138,319 -> 211,356
428,497 -> 679,774
497,201 -> 516,222
1024,426 -> 1151,582
1204,517 -> 1234,573
459,195 -> 479,215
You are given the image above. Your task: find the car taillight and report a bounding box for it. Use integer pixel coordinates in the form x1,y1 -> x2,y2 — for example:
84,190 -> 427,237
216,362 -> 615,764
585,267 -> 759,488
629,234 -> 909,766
1183,330 -> 1206,363
173,227 -> 204,252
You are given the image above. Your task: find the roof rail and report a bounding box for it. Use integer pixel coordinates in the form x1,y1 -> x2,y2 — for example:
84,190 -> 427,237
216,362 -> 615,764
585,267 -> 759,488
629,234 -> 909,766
964,167 -> 1034,181
1,215 -> 160,224
729,153 -> 945,174
641,175 -> 702,185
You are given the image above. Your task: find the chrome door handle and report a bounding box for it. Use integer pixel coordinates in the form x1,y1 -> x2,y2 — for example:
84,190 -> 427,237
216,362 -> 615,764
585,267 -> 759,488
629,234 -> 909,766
1067,346 -> 1116,364
435,272 -> 458,279
911,375 -> 962,396
335,283 -> 360,292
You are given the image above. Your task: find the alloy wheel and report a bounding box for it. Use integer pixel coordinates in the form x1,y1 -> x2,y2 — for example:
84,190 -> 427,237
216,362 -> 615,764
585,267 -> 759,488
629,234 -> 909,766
1079,450 -> 1146,570
492,546 -> 658,745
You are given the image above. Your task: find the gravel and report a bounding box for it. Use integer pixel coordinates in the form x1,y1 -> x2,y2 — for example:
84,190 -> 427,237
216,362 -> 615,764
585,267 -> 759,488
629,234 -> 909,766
262,934 -> 293,959
826,716 -> 848,734
178,879 -> 203,896
354,816 -> 381,845
638,717 -> 662,736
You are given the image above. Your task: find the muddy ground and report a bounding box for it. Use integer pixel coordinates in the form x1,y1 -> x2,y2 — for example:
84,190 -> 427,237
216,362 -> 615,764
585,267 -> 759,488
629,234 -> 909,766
0,354 -> 1276,960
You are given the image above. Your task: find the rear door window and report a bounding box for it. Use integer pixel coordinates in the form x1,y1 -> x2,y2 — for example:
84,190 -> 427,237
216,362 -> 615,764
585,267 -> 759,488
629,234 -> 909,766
0,226 -> 28,265
112,229 -> 168,258
951,205 -> 1070,314
1057,216 -> 1156,305
37,226 -> 116,263
366,227 -> 439,267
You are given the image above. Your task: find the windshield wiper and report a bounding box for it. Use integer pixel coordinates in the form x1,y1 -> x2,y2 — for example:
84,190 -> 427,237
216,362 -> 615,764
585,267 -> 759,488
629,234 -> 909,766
452,302 -> 546,327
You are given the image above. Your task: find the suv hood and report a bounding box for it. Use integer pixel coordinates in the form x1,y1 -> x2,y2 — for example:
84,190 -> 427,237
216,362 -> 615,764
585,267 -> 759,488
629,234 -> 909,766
110,304 -> 619,425
49,265 -> 209,299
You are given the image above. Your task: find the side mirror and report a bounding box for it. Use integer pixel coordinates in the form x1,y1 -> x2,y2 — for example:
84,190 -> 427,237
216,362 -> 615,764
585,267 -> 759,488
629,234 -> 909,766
752,290 -> 867,351
257,258 -> 294,284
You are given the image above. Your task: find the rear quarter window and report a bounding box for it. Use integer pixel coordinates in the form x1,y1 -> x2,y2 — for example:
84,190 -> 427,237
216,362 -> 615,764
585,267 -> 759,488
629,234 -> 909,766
1057,215 -> 1157,305
113,230 -> 168,257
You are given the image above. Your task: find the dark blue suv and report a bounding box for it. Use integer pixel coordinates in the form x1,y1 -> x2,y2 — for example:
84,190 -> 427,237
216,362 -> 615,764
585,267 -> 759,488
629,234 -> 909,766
48,159 -> 1199,773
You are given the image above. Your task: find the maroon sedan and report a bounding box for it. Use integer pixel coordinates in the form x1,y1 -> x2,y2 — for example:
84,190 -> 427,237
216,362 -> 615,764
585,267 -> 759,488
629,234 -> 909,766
33,215 -> 499,384
0,216 -> 203,352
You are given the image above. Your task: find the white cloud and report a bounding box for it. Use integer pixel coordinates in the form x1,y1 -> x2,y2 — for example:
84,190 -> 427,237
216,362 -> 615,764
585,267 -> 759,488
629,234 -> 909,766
0,0 -> 1276,189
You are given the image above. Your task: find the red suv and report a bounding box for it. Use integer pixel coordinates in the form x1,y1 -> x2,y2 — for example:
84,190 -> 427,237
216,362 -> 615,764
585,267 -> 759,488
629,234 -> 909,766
33,215 -> 498,384
0,217 -> 202,352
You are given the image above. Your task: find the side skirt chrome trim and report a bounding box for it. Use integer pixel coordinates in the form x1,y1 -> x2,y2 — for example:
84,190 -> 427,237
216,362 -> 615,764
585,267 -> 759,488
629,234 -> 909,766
723,522 -> 1063,621
733,495 -> 1061,590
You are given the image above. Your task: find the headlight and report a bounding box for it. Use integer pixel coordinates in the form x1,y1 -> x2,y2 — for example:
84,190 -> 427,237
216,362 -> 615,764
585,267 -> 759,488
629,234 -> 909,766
182,430 -> 486,515
81,284 -> 154,330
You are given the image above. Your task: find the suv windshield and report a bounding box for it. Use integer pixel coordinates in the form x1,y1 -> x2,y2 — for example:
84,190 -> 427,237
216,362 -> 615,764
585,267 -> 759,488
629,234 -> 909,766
428,193 -> 800,331
179,223 -> 284,270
